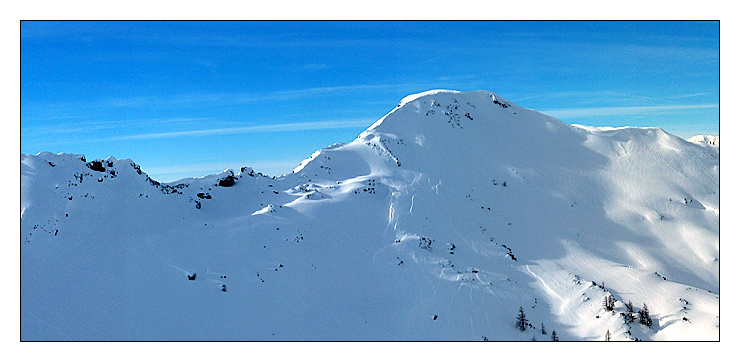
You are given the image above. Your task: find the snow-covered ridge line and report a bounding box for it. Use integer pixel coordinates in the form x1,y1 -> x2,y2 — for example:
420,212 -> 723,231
25,90 -> 714,186
23,151 -> 276,186
397,89 -> 462,107
21,89 -> 718,341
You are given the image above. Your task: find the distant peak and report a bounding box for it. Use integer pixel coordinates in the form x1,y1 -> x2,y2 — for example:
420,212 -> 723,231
688,135 -> 719,146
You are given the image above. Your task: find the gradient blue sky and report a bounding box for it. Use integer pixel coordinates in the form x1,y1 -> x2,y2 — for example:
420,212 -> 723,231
21,21 -> 719,181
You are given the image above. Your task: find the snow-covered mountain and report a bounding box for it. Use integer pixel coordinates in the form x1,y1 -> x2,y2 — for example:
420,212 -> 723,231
688,134 -> 719,147
21,90 -> 719,341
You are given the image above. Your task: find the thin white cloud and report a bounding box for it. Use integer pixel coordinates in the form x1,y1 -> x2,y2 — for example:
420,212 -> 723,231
95,82 -> 429,109
145,33 -> 415,49
23,82 -> 435,122
511,90 -> 713,105
541,104 -> 718,119
663,92 -> 711,100
23,117 -> 213,137
99,119 -> 373,142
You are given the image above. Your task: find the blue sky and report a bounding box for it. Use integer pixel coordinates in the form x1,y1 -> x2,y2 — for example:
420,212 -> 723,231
21,21 -> 719,181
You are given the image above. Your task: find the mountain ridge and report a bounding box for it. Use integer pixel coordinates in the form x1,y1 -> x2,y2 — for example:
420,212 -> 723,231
21,90 -> 719,341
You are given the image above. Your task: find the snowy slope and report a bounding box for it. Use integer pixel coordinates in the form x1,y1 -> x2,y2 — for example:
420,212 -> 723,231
20,90 -> 719,341
688,134 -> 719,147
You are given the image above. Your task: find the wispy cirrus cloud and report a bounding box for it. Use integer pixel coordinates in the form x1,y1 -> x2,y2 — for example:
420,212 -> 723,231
62,82 -> 430,110
22,82 -> 428,126
541,104 -> 719,119
24,118 -> 375,149
95,119 -> 374,142
662,92 -> 711,100
23,117 -> 213,137
511,90 -> 715,105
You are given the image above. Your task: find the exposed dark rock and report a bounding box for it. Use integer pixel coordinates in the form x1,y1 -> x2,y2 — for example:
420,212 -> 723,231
493,98 -> 510,108
418,236 -> 433,250
87,160 -> 106,172
218,175 -> 236,187
147,177 -> 161,187
241,167 -> 255,177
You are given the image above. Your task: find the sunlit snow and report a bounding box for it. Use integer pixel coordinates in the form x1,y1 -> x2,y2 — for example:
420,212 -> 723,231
21,90 -> 719,341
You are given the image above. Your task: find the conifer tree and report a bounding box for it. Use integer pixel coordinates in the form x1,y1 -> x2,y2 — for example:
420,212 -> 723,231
515,306 -> 528,331
603,294 -> 615,311
639,303 -> 653,328
624,300 -> 635,323
541,322 -> 547,335
551,330 -> 559,341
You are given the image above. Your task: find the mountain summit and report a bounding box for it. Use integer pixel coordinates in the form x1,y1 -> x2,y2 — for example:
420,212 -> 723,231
21,90 -> 719,341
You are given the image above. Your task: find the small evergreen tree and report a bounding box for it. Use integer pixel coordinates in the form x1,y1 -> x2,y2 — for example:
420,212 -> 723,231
639,303 -> 653,328
551,330 -> 559,341
624,301 -> 635,323
541,322 -> 547,335
515,306 -> 529,331
603,294 -> 615,311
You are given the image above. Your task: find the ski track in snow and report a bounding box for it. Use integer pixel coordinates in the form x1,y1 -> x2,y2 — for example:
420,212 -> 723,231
526,265 -> 566,314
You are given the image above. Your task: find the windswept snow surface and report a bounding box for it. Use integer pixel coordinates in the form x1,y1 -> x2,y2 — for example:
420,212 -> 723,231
21,90 -> 719,341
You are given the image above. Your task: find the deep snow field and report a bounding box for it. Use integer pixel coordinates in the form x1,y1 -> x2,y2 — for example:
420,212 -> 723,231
21,90 -> 719,341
